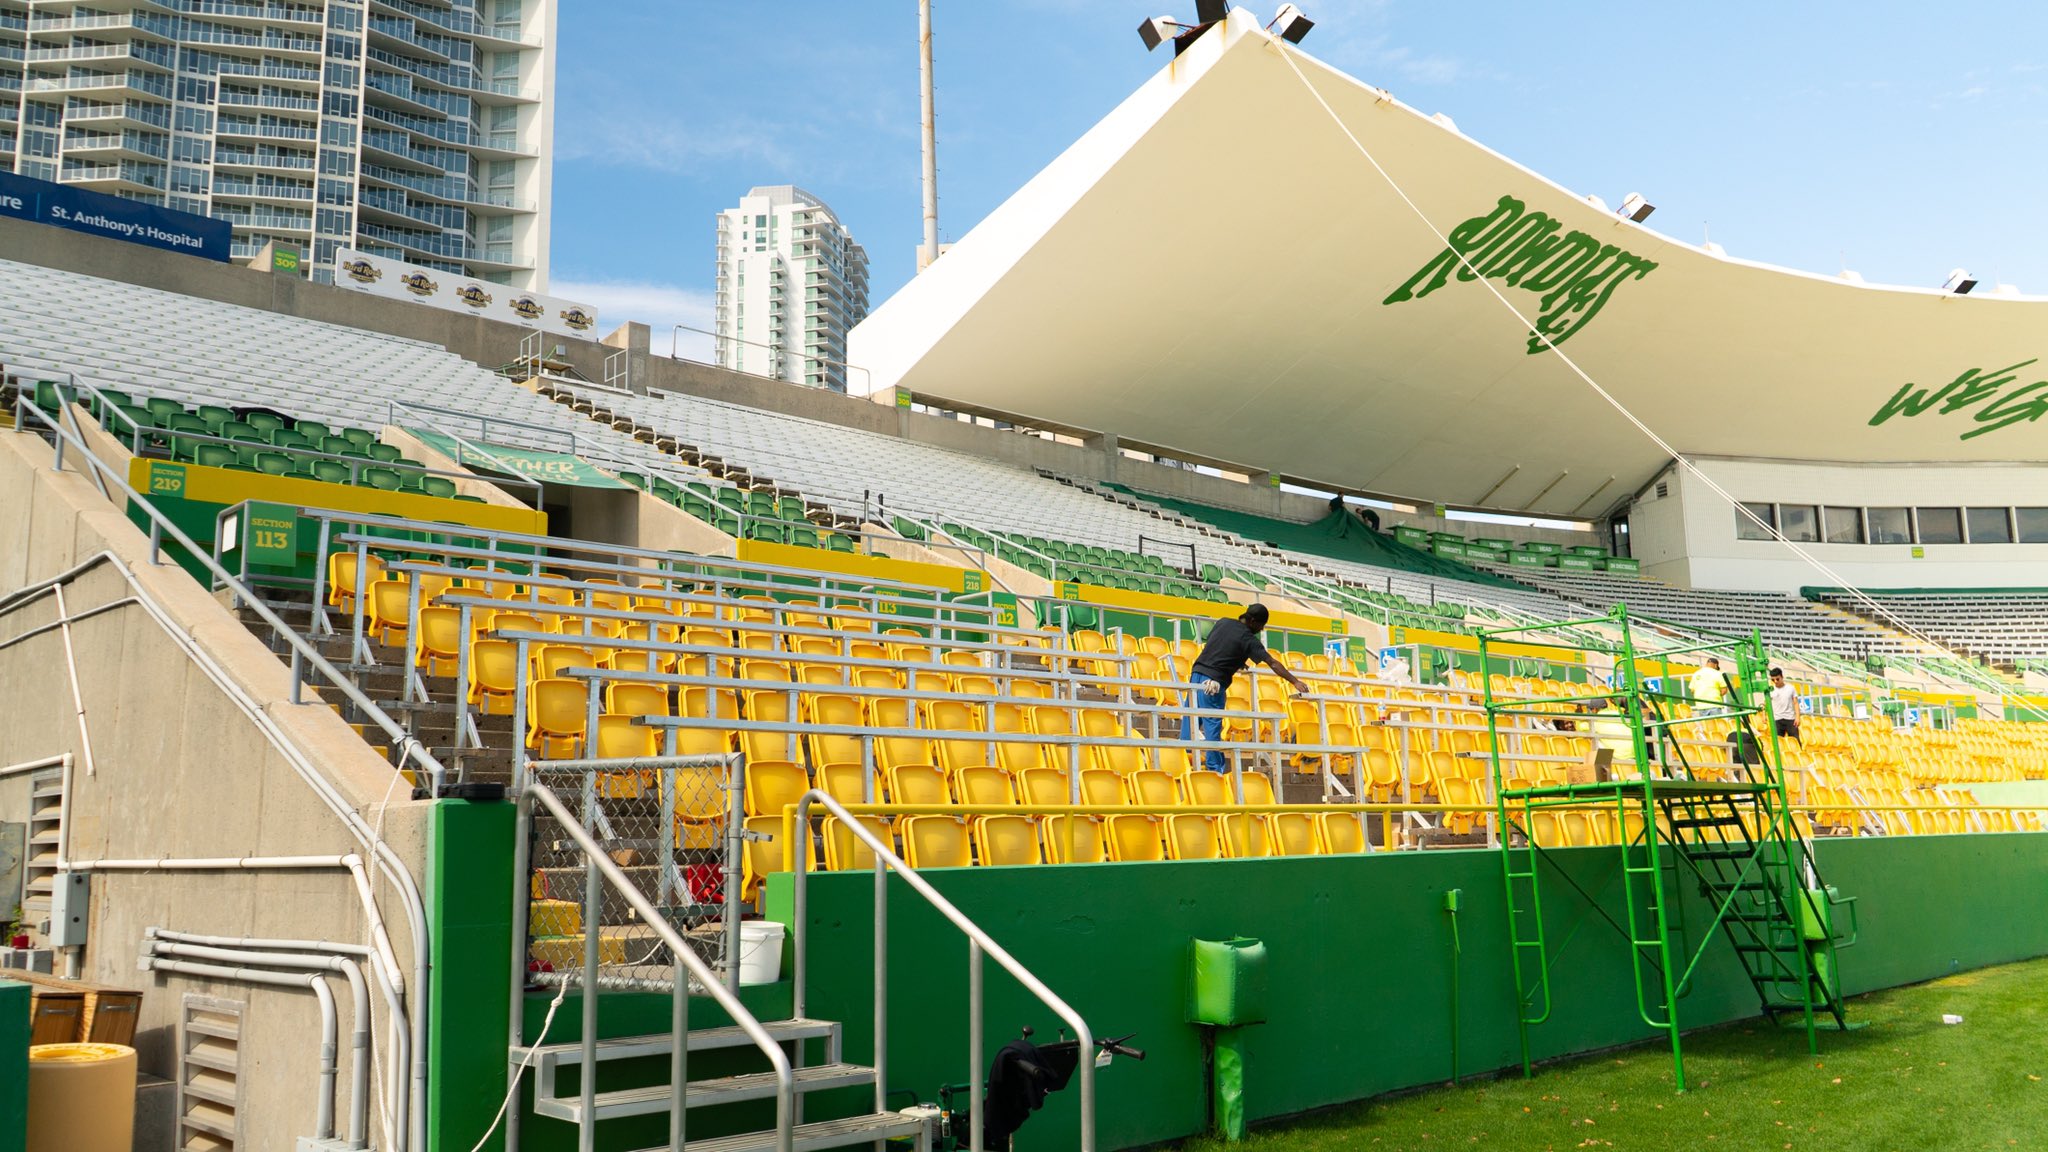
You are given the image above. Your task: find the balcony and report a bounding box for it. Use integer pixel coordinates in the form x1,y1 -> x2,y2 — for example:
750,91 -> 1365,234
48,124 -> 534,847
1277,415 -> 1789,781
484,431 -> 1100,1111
27,72 -> 173,98
212,176 -> 314,200
217,89 -> 320,113
64,99 -> 172,129
215,59 -> 321,85
215,117 -> 317,142
214,147 -> 316,170
27,43 -> 177,70
184,1 -> 325,26
216,209 -> 313,230
28,13 -> 181,37
62,128 -> 170,159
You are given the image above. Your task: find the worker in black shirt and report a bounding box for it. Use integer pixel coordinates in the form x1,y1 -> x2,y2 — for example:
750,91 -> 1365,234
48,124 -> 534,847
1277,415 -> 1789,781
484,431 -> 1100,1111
1187,603 -> 1309,772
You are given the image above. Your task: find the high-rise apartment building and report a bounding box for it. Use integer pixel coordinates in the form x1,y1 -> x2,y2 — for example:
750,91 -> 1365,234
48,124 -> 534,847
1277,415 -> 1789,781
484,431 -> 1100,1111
0,0 -> 555,289
713,185 -> 870,392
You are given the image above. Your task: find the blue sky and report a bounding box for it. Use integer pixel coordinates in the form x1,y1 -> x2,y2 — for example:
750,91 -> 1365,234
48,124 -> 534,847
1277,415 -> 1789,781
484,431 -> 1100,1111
548,2 -> 2048,357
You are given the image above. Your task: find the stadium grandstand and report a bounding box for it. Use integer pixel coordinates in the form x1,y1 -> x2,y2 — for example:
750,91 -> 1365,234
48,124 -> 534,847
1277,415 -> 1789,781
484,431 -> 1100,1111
1,7 -> 2046,1152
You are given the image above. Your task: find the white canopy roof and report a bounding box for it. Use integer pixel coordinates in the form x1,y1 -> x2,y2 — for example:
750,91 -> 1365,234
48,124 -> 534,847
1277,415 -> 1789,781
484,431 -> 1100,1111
850,8 -> 2048,518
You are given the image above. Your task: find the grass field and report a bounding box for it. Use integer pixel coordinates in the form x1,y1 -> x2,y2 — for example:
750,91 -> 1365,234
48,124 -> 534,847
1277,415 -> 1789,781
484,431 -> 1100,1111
1170,956 -> 2048,1152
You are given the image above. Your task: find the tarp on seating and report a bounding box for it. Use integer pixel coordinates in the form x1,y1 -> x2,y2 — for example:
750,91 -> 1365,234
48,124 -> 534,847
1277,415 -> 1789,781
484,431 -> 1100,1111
1107,484 -> 1522,592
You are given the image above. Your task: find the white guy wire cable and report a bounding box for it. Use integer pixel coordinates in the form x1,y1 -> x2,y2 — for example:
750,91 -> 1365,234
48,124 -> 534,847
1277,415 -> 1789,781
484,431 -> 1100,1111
1270,38 -> 2037,706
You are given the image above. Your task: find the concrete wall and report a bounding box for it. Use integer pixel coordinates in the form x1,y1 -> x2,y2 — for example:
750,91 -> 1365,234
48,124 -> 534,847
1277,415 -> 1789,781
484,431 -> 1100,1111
0,429 -> 431,1152
0,216 -> 1605,550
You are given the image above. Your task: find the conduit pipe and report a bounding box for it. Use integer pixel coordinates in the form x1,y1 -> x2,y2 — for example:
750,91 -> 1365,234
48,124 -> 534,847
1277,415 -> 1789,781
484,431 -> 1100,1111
149,928 -> 404,1152
7,549 -> 430,1152
147,937 -> 371,1149
141,955 -> 339,1143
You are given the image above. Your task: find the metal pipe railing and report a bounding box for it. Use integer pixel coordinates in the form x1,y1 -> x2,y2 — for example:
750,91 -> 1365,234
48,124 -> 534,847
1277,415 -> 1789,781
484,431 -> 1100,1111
522,773 -> 793,1152
792,788 -> 1098,1152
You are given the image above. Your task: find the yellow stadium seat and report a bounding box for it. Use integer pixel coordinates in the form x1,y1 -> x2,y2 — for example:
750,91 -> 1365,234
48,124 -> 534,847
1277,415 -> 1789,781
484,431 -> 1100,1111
1270,811 -> 1318,856
745,759 -> 812,818
1041,815 -> 1106,863
974,815 -> 1041,866
1016,767 -> 1073,807
1182,770 -> 1230,807
994,738 -> 1048,774
1106,814 -> 1166,862
606,680 -> 670,718
526,677 -> 590,758
740,814 -> 814,902
818,761 -> 879,805
1222,813 -> 1272,858
466,637 -> 520,716
1165,814 -> 1223,860
1078,768 -> 1125,806
739,689 -> 803,764
807,695 -> 866,767
325,550 -> 386,613
413,605 -> 462,678
366,579 -> 412,647
888,764 -> 953,806
1127,769 -> 1179,808
822,815 -> 892,871
593,713 -> 656,759
1240,772 -> 1277,806
1438,777 -> 1486,836
901,815 -> 972,868
1317,811 -> 1368,854
953,765 -> 1015,807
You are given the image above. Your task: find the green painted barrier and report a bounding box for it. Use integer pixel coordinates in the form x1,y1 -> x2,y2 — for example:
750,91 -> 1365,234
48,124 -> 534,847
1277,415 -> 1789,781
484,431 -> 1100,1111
0,980 -> 24,1152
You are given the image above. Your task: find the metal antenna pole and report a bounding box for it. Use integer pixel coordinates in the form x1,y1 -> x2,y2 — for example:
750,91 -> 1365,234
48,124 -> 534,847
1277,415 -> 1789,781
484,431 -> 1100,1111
919,0 -> 940,270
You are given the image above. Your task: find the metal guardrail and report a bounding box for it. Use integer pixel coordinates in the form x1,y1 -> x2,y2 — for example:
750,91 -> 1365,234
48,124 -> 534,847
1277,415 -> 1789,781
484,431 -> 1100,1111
522,775 -> 794,1152
792,787 -> 1097,1152
8,383 -> 450,792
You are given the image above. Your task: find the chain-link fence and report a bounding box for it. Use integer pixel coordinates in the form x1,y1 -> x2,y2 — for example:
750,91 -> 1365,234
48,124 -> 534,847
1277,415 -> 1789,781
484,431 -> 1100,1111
528,760 -> 738,990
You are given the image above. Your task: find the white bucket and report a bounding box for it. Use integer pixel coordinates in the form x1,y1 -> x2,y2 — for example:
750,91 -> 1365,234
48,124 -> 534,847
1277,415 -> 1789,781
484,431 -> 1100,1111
737,920 -> 787,985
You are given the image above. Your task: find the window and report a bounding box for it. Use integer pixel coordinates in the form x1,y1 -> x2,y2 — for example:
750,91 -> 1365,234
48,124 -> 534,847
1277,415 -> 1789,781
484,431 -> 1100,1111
1966,507 -> 2013,544
2011,507 -> 2048,543
1779,504 -> 1818,543
1735,502 -> 1776,541
1914,507 -> 1963,545
1822,506 -> 1863,544
1867,507 -> 1911,545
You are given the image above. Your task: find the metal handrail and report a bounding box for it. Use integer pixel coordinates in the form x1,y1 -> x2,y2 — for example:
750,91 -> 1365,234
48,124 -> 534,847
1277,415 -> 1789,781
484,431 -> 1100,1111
793,787 -> 1097,1152
524,776 -> 794,1152
8,389 -> 450,790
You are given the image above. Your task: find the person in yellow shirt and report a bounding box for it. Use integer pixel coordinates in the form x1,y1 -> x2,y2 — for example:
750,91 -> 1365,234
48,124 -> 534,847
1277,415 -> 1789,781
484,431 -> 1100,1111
1688,658 -> 1728,710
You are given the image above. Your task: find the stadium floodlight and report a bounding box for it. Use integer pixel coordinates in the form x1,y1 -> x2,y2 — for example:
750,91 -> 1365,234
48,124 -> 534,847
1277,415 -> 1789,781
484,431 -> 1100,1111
1617,192 -> 1655,223
1137,16 -> 1180,50
1195,0 -> 1230,21
1270,4 -> 1315,43
1940,268 -> 1978,295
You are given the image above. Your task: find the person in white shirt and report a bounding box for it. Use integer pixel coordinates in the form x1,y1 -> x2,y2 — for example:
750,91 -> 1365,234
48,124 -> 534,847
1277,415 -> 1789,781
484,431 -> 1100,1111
1768,667 -> 1801,742
1687,657 -> 1730,710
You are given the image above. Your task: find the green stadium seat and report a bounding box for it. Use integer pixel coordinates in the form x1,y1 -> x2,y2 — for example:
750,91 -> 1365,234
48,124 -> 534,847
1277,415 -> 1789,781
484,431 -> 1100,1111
421,476 -> 458,498
715,513 -> 741,536
241,411 -> 286,434
271,429 -> 312,451
340,427 -> 376,450
95,387 -> 131,413
145,396 -> 184,424
716,487 -> 745,511
294,419 -> 330,441
321,435 -> 353,455
616,471 -> 647,489
778,495 -> 807,521
651,478 -> 682,504
825,533 -> 856,553
683,495 -> 715,520
787,524 -> 818,548
362,467 -> 402,491
252,452 -> 293,475
194,444 -> 236,469
366,443 -> 403,464
313,460 -> 352,484
746,522 -> 785,544
196,405 -> 234,432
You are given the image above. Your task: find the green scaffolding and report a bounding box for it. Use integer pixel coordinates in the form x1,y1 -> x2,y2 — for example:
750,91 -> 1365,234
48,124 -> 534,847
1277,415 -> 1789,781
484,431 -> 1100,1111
1480,605 -> 1860,1091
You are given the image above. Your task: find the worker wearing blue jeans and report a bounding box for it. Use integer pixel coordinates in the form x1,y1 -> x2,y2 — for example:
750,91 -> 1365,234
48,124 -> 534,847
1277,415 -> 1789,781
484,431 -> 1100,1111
1186,604 -> 1308,772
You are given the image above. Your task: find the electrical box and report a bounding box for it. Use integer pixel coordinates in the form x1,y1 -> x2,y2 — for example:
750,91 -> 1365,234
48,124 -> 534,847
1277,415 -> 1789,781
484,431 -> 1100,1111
49,870 -> 90,948
1187,937 -> 1267,1027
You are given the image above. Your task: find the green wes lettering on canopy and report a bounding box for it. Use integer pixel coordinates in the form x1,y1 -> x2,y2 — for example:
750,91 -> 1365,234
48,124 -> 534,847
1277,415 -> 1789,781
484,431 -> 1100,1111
404,427 -> 632,489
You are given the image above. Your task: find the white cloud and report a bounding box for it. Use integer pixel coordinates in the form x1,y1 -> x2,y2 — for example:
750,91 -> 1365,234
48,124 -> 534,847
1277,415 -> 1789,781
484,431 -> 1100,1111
551,277 -> 717,359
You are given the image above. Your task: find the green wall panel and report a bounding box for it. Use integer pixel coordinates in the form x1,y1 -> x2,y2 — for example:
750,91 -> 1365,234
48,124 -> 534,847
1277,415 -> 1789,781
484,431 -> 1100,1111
768,832 -> 2048,1151
429,799 -> 516,1152
0,979 -> 26,1152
